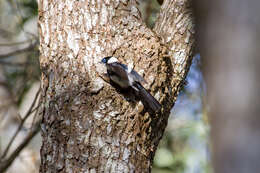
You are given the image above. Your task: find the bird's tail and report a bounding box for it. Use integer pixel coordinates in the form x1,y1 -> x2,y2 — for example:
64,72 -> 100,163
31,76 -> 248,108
134,83 -> 161,113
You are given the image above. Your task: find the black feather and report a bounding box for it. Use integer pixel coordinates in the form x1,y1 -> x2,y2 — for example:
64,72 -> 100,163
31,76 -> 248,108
134,83 -> 161,112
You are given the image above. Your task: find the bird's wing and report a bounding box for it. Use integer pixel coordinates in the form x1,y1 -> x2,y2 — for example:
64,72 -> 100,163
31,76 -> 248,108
107,63 -> 129,81
130,69 -> 147,84
108,62 -> 146,84
119,63 -> 146,83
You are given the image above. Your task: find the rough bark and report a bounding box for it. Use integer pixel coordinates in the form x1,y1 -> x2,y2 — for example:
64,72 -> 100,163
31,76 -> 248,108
194,0 -> 260,172
38,0 -> 194,172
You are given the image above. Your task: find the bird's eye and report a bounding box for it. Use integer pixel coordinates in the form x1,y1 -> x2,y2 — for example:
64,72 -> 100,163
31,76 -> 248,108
101,58 -> 107,63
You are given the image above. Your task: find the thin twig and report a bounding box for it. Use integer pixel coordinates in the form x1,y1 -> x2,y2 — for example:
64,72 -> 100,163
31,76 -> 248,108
1,87 -> 40,159
0,121 -> 40,173
30,103 -> 41,130
0,28 -> 13,38
144,0 -> 154,25
0,40 -> 32,47
0,61 -> 32,66
0,42 -> 37,59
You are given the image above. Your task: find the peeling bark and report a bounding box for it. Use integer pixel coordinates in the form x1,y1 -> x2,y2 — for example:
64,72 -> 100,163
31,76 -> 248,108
38,0 -> 194,172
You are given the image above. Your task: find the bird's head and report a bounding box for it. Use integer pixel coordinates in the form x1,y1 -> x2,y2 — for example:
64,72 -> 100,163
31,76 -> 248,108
101,56 -> 118,64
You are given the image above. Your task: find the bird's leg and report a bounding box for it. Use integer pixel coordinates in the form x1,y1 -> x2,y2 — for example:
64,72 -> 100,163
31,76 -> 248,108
98,73 -> 110,84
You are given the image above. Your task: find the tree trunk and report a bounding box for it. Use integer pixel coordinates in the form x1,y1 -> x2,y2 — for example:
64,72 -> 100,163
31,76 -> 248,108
38,0 -> 194,172
194,0 -> 260,172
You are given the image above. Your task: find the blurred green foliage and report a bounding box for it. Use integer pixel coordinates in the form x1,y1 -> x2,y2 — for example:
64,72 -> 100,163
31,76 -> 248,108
0,0 -> 39,105
152,55 -> 211,173
19,0 -> 38,26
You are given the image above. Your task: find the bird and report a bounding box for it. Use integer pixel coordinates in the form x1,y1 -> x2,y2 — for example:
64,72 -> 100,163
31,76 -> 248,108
101,56 -> 161,112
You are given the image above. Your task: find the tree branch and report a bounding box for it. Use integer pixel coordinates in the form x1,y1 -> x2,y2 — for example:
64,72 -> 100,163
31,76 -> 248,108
0,61 -> 32,66
154,0 -> 195,78
0,42 -> 38,59
1,87 -> 40,159
149,0 -> 195,152
0,121 -> 40,173
0,40 -> 33,47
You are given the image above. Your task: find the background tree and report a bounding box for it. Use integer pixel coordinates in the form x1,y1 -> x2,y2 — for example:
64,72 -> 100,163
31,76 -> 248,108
38,0 -> 194,172
194,0 -> 260,172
